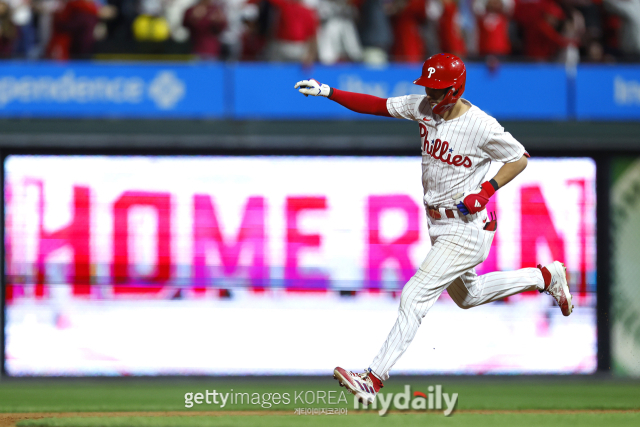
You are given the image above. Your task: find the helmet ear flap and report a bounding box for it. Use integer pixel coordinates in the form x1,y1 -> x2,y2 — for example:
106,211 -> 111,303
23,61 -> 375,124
456,81 -> 466,97
435,81 -> 466,115
432,85 -> 460,115
450,81 -> 465,97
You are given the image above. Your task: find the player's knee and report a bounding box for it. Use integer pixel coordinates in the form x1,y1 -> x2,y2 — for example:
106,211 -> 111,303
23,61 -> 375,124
399,295 -> 420,314
399,293 -> 427,320
450,295 -> 473,310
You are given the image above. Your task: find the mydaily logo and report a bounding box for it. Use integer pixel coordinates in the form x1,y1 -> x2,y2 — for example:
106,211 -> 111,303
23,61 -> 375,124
183,385 -> 457,416
355,385 -> 458,416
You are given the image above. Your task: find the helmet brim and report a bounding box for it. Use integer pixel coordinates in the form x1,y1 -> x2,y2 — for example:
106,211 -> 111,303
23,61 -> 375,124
413,77 -> 455,89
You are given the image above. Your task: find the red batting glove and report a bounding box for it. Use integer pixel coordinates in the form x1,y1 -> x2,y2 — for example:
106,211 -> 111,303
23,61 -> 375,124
453,181 -> 496,215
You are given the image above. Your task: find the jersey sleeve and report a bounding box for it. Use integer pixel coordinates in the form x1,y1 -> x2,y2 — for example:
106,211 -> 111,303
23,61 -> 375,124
482,127 -> 526,163
386,95 -> 428,121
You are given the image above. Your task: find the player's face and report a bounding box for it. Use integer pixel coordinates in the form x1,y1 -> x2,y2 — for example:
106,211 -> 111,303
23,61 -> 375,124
425,87 -> 449,108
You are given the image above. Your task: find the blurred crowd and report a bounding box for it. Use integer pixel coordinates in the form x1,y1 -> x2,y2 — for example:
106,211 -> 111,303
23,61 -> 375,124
0,0 -> 638,63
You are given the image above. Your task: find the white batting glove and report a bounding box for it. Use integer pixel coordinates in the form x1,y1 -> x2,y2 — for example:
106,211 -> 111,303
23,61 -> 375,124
294,79 -> 331,97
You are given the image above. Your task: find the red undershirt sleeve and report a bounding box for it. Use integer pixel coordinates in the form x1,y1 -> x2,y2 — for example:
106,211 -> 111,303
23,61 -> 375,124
328,88 -> 392,117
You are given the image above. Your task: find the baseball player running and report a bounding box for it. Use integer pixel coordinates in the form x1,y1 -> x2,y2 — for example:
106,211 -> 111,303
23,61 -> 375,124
294,53 -> 574,405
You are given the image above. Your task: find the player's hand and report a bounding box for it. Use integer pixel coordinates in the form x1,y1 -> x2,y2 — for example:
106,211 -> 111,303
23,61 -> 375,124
453,181 -> 496,215
295,79 -> 331,97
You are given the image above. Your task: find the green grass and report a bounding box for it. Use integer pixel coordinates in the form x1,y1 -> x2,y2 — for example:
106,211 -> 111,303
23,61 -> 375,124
2,377 -> 640,427
14,413 -> 640,427
1,377 -> 640,413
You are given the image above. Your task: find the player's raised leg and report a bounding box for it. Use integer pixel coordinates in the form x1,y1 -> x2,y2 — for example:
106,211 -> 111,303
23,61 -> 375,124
447,267 -> 543,307
447,261 -> 573,316
539,261 -> 574,316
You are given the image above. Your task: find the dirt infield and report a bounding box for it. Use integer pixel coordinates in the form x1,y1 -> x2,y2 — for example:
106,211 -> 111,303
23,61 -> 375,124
1,412 -> 287,427
2,410 -> 640,427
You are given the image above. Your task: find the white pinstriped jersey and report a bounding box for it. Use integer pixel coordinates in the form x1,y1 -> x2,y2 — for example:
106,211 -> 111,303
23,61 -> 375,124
386,95 -> 526,209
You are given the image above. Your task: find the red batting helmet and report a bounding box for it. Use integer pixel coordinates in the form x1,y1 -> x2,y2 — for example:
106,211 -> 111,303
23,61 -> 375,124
413,53 -> 466,115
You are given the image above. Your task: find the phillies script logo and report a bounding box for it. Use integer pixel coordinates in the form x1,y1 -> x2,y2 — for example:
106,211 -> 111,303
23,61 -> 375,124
419,124 -> 472,168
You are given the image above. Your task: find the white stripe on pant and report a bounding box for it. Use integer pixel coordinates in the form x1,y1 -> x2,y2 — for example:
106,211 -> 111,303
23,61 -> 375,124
369,210 -> 545,381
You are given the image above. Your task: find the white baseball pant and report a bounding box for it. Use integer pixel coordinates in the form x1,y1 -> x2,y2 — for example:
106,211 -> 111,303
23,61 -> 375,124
369,210 -> 545,381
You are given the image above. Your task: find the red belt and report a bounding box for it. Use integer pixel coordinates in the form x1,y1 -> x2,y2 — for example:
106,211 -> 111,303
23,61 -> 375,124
427,206 -> 456,220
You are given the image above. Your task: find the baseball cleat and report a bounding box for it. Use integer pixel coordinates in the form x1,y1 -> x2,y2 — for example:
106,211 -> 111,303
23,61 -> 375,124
333,367 -> 382,405
540,261 -> 573,316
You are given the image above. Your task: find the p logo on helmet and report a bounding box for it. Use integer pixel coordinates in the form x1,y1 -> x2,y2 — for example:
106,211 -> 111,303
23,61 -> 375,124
413,53 -> 467,116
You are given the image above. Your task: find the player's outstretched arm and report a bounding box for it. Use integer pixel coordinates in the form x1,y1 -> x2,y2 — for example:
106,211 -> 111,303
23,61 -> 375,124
454,155 -> 528,216
294,79 -> 392,117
